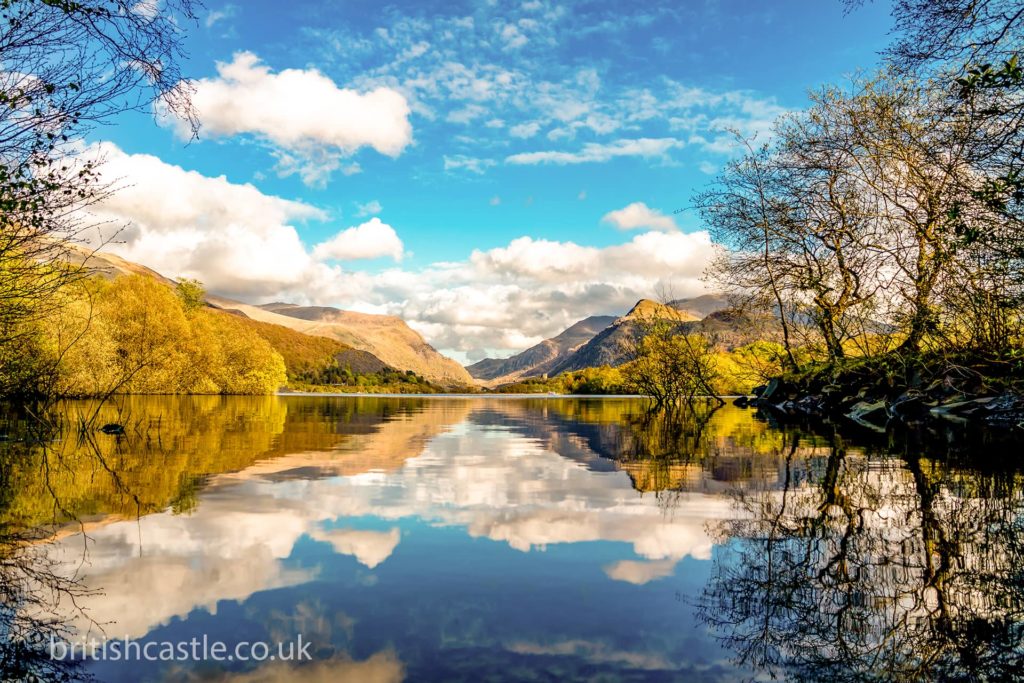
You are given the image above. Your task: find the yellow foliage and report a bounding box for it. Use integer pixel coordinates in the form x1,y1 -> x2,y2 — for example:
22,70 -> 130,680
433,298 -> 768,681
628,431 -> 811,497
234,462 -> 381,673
46,275 -> 286,396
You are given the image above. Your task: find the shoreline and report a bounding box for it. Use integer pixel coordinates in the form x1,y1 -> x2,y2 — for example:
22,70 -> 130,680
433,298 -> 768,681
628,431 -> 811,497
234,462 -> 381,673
275,391 -> 653,399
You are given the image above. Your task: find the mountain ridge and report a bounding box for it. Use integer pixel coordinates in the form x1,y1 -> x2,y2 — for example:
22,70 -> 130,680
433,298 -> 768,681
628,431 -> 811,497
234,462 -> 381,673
467,314 -> 617,385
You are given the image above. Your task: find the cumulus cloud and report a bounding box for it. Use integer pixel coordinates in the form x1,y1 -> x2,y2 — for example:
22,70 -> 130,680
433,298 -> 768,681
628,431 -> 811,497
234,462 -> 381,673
506,138 -> 682,165
313,218 -> 405,262
380,230 -> 718,360
601,202 -> 677,232
84,142 -> 338,299
169,52 -> 412,186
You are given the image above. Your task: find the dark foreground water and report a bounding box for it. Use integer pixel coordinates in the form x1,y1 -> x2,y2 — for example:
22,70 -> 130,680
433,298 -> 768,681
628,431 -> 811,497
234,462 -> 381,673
1,396 -> 1023,682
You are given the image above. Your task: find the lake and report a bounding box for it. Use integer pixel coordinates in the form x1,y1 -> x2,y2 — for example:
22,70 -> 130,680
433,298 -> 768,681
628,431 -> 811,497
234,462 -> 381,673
1,395 -> 1023,681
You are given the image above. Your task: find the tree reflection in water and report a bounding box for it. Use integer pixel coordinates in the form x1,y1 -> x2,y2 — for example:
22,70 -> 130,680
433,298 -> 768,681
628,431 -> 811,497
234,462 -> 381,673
698,426 -> 1024,681
1,411 -> 95,682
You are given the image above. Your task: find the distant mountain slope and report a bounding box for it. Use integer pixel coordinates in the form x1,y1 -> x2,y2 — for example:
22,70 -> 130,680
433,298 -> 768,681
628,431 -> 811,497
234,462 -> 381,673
69,247 -> 471,386
239,302 -> 473,386
547,300 -> 699,375
232,315 -> 390,377
691,308 -> 781,349
65,246 -> 177,286
466,315 -> 616,384
668,294 -> 732,319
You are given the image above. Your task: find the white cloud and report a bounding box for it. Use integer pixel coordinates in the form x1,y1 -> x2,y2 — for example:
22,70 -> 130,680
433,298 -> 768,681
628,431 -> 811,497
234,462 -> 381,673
698,160 -> 717,175
489,195 -> 501,206
509,121 -> 542,139
313,218 -> 405,262
131,0 -> 159,19
204,4 -> 236,28
297,7 -> 789,176
443,155 -> 496,174
506,138 -> 682,165
601,202 -> 677,232
356,199 -> 383,216
83,142 -> 337,299
603,559 -> 679,585
171,52 -> 412,186
371,230 -> 718,360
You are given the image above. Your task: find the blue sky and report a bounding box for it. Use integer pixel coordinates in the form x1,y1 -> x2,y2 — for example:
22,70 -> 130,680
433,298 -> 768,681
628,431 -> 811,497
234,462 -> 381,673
91,0 -> 895,361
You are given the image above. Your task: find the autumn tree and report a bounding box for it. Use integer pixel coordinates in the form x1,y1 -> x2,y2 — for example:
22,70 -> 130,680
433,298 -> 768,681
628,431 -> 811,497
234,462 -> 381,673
621,316 -> 723,409
0,0 -> 198,398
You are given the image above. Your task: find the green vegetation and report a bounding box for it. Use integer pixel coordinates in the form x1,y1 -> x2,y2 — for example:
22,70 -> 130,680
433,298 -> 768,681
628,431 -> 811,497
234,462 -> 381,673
620,317 -> 724,408
289,367 -> 442,394
491,366 -> 628,394
490,341 -> 790,398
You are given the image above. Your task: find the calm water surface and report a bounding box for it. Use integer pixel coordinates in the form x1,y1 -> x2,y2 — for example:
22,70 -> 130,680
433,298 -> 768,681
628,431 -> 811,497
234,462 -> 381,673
1,396 -> 1023,681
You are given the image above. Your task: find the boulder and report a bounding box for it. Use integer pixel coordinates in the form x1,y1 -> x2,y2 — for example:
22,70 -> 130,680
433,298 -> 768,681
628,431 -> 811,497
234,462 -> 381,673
929,397 -> 996,419
847,400 -> 889,430
760,378 -> 782,400
888,391 -> 933,420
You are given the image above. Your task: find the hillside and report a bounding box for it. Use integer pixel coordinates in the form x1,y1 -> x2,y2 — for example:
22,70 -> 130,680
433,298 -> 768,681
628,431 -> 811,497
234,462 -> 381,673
207,301 -> 473,386
466,315 -> 616,385
547,300 -> 700,375
227,315 -> 389,377
668,294 -> 732,319
69,247 -> 471,387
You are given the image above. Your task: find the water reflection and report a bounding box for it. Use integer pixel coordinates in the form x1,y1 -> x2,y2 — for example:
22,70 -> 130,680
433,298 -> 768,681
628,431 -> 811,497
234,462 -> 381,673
698,429 -> 1024,682
0,397 -> 1022,681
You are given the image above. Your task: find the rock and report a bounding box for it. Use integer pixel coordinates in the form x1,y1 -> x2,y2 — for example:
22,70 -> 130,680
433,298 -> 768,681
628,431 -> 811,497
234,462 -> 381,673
929,397 -> 996,419
733,396 -> 750,408
847,400 -> 889,430
759,378 -> 797,402
761,378 -> 782,400
99,423 -> 125,435
792,394 -> 826,416
888,391 -> 933,420
981,394 -> 1024,427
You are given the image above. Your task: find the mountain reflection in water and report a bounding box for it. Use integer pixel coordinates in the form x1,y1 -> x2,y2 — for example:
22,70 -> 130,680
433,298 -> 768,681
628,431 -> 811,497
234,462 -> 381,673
1,396 -> 1022,682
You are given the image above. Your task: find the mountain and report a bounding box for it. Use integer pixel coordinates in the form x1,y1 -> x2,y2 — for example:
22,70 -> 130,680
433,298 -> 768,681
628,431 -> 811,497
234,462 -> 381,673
547,300 -> 700,376
466,315 -> 616,385
235,302 -> 473,386
668,294 -> 732,319
71,248 -> 472,387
